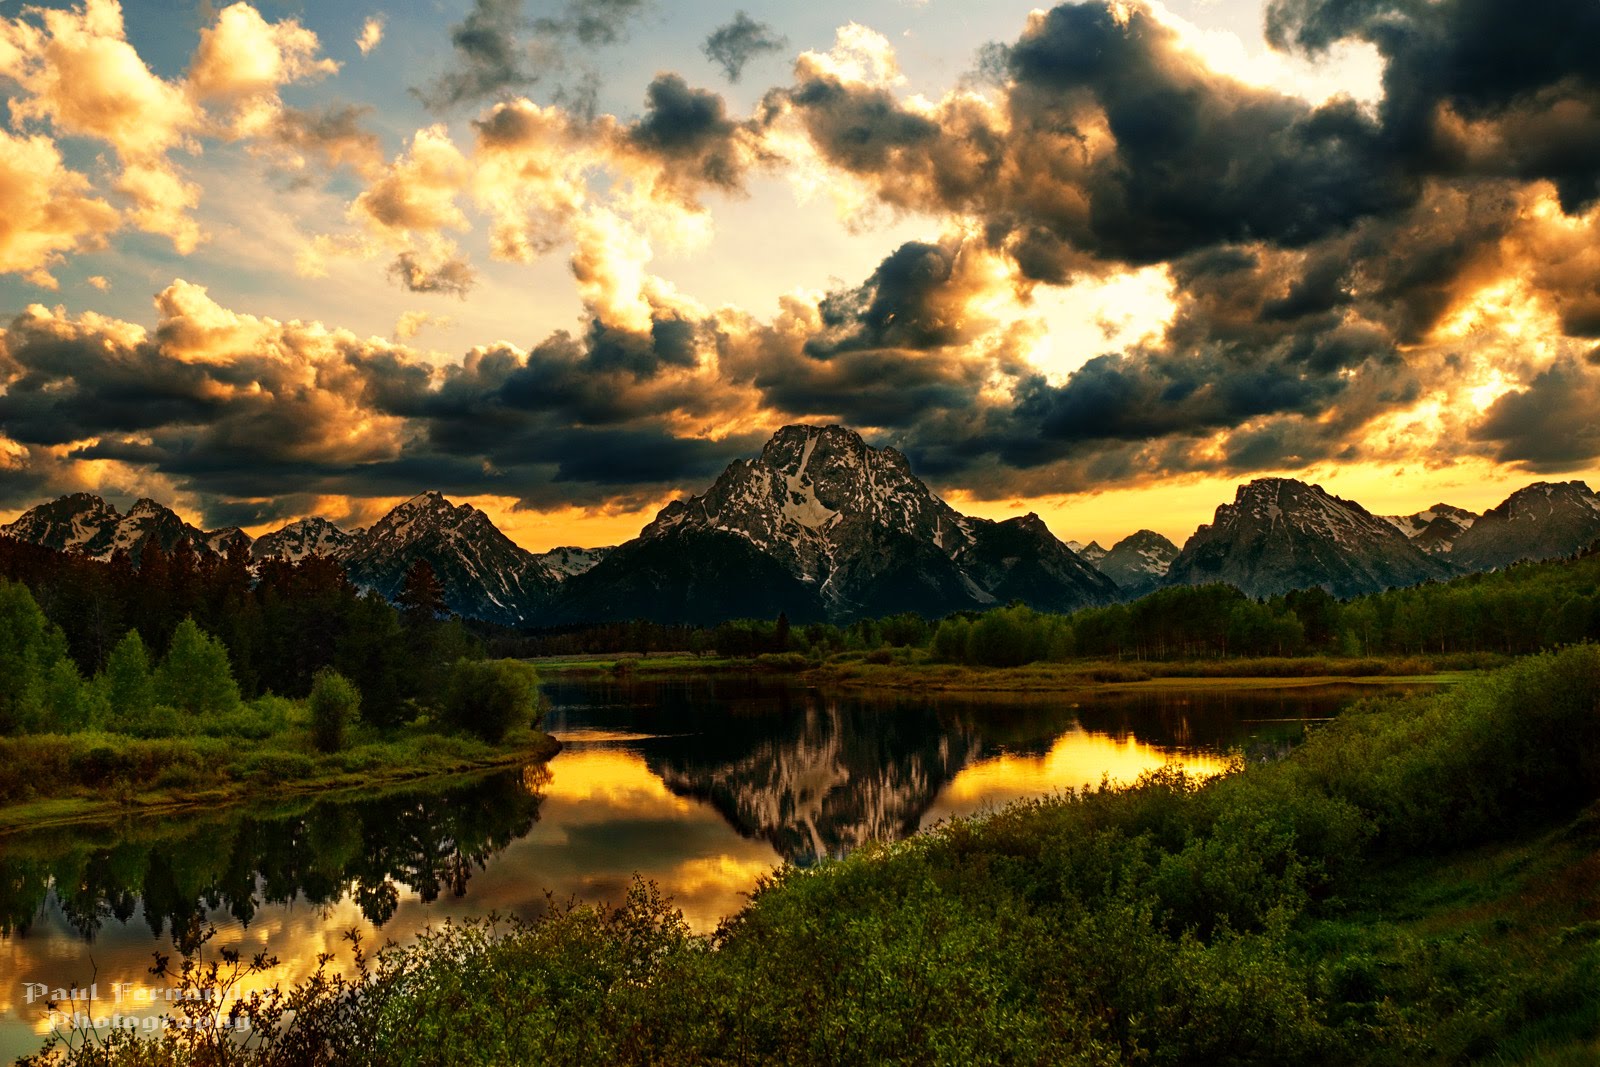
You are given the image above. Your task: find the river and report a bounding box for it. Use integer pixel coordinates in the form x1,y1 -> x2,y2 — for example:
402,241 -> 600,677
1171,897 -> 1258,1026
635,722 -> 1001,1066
0,676 -> 1407,1059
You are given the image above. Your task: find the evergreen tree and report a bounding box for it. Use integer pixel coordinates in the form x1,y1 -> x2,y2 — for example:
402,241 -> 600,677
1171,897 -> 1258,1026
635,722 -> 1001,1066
157,617 -> 241,715
398,560 -> 446,626
103,629 -> 156,716
42,656 -> 103,731
0,578 -> 69,733
336,591 -> 409,728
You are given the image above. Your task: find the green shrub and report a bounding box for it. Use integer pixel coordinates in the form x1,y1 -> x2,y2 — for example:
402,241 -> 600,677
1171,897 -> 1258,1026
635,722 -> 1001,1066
121,703 -> 184,739
442,659 -> 541,742
754,652 -> 809,671
243,751 -> 317,782
309,669 -> 361,752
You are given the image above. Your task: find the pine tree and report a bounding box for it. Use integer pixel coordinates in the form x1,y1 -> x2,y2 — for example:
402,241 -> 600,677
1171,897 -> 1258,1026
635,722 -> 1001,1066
0,578 -> 70,733
398,559 -> 447,626
157,617 -> 241,715
104,629 -> 156,716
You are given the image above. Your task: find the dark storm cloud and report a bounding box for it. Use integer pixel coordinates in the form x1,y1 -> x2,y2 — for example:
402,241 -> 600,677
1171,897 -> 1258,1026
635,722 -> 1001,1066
415,0 -> 539,110
627,74 -> 748,189
806,242 -> 961,357
0,289 -> 757,521
768,1 -> 1411,281
703,11 -> 787,83
999,4 -> 1409,266
415,0 -> 649,111
1265,0 -> 1600,211
535,0 -> 648,47
1474,360 -> 1600,470
388,252 -> 477,298
0,329 -> 225,445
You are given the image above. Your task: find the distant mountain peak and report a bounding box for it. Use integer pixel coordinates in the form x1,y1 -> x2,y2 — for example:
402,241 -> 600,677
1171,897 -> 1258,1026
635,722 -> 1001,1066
1382,502 -> 1477,555
2,492 -> 218,562
1167,477 -> 1451,598
1095,530 -> 1181,598
1450,480 -> 1600,570
1067,539 -> 1108,563
561,424 -> 1116,623
341,491 -> 556,625
252,516 -> 357,562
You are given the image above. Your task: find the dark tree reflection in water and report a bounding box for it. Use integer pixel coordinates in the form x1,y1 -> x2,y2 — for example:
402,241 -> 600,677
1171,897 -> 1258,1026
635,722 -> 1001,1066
0,766 -> 548,948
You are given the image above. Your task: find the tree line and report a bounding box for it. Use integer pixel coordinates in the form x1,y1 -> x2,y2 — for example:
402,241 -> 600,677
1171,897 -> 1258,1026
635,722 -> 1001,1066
0,537 -> 537,743
499,546 -> 1600,668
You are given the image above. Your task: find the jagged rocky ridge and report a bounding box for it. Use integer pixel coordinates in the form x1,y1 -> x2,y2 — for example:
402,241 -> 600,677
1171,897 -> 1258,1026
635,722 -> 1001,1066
337,493 -> 560,627
1166,478 -> 1454,599
1381,504 -> 1478,555
1095,530 -> 1181,598
8,445 -> 1600,625
1448,481 -> 1600,571
554,425 -> 1118,624
1,493 -> 229,561
252,517 -> 361,562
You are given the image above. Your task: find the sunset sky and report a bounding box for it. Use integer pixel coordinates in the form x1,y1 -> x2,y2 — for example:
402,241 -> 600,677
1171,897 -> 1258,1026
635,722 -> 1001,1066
0,0 -> 1596,551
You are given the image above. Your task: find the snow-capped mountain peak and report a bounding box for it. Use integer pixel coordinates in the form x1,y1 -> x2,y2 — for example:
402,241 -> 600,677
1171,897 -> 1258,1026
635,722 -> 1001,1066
562,424 -> 1117,622
1166,478 -> 1452,598
252,517 -> 358,562
1,493 -> 221,561
1450,481 -> 1600,570
339,491 -> 557,625
1094,530 -> 1180,596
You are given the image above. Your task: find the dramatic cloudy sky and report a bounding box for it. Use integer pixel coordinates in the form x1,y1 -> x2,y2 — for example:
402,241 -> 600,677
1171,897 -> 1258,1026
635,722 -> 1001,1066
0,0 -> 1597,550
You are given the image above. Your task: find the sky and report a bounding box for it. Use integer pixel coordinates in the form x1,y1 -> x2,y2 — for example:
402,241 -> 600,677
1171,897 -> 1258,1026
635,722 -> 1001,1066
0,0 -> 1597,552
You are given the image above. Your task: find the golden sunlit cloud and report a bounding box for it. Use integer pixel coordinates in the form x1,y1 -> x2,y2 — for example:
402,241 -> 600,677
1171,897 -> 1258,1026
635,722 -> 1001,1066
356,15 -> 384,57
0,129 -> 119,286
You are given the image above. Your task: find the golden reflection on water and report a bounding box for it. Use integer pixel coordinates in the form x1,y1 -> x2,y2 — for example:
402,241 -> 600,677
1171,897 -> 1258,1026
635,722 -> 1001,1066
0,746 -> 779,1059
921,726 -> 1230,829
1,716 -> 1238,1059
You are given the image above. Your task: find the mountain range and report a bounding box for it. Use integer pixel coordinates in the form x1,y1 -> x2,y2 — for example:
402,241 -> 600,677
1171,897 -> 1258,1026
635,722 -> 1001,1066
5,425 -> 1600,625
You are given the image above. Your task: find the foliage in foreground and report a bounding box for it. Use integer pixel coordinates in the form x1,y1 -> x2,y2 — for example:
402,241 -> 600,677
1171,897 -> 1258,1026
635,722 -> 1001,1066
28,646 -> 1600,1066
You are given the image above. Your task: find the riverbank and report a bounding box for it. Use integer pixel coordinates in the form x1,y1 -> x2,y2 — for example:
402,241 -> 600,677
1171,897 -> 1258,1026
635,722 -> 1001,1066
34,646 -> 1598,1065
0,727 -> 560,835
532,650 -> 1488,692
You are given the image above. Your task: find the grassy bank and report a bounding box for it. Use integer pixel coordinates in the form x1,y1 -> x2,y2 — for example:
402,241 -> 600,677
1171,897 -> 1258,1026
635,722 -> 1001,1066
33,646 -> 1600,1066
0,723 -> 559,835
533,649 -> 1492,691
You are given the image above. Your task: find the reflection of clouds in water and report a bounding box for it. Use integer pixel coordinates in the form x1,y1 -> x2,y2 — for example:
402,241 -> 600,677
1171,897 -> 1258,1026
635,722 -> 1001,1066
498,746 -> 781,929
921,727 -> 1230,829
1,745 -> 778,1060
4,679 -> 1364,1061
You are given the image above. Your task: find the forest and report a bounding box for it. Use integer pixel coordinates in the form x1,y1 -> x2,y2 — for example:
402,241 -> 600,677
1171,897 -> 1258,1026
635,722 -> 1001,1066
0,538 -> 546,816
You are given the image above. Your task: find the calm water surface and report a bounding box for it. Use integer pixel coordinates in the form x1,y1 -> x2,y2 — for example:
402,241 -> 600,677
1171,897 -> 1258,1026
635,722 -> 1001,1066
0,677 -> 1405,1058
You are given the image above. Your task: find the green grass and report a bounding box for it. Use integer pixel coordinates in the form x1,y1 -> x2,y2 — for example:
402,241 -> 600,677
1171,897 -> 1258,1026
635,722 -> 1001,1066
0,722 -> 559,834
532,651 -> 1493,692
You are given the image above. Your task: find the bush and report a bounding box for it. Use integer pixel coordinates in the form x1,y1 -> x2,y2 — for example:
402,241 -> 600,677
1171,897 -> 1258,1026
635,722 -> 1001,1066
120,703 -> 185,739
442,659 -> 541,742
243,751 -> 317,782
309,669 -> 361,753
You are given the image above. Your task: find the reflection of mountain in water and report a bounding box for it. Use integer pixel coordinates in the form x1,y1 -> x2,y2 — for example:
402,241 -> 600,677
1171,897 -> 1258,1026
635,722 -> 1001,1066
544,678 -> 1374,865
0,767 -> 548,947
651,697 -> 982,863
